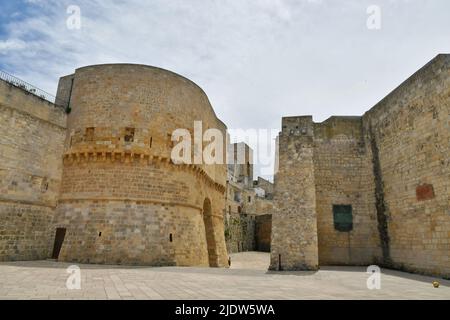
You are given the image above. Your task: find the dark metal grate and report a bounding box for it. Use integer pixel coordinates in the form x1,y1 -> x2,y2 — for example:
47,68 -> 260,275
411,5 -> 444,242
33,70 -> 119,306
333,205 -> 353,232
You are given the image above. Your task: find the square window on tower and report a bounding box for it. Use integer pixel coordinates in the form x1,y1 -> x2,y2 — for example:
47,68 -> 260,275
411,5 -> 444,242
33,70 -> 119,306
124,127 -> 135,143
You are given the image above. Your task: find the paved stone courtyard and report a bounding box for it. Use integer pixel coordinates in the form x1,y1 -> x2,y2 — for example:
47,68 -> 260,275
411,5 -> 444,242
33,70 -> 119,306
0,252 -> 448,300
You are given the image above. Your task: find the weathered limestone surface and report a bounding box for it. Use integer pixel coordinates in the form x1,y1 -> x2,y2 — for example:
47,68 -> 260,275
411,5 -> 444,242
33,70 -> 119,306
53,64 -> 229,267
224,195 -> 273,254
270,116 -> 319,271
314,117 -> 381,265
1,55 -> 447,277
271,54 -> 450,278
0,80 -> 67,261
225,213 -> 256,253
362,54 -> 450,277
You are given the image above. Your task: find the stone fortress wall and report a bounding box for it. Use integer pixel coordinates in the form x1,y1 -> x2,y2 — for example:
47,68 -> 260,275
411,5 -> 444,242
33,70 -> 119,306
270,116 -> 319,270
314,116 -> 381,266
1,55 -> 447,278
271,54 -> 450,278
0,64 -> 230,267
53,64 -> 229,267
0,79 -> 67,261
361,55 -> 450,277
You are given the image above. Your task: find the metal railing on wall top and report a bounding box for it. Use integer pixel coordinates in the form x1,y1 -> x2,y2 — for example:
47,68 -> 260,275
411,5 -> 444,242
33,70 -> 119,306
0,69 -> 68,109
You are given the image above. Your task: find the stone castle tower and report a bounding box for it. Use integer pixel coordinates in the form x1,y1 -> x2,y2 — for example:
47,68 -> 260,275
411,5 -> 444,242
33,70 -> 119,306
0,64 -> 229,267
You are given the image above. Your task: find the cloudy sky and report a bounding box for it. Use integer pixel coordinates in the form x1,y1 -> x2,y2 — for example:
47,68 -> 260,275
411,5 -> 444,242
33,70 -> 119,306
0,0 -> 449,179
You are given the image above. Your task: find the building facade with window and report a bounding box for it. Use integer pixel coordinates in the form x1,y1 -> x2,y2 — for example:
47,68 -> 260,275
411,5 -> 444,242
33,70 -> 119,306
224,143 -> 274,253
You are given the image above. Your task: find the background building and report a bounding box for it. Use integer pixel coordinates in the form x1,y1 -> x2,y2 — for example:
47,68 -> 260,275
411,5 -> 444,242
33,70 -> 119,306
225,143 -> 273,253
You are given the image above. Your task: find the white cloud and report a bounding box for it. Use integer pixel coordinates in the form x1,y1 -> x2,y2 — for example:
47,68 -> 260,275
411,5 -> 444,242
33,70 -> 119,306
0,39 -> 27,52
1,0 -> 449,179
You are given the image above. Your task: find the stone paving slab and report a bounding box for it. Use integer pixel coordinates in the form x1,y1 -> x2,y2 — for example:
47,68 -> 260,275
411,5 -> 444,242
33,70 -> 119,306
0,252 -> 448,300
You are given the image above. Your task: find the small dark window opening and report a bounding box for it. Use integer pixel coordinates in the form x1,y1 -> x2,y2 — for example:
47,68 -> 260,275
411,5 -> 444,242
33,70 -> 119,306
85,127 -> 95,141
228,206 -> 231,214
248,196 -> 251,203
167,133 -> 174,148
333,205 -> 353,232
98,232 -> 102,237
149,137 -> 153,148
278,254 -> 282,271
237,206 -> 242,213
124,127 -> 135,143
169,233 -> 173,242
41,179 -> 49,193
51,228 -> 66,259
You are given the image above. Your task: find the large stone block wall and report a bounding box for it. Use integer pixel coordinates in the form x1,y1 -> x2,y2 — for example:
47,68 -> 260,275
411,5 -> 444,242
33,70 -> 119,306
362,54 -> 450,277
55,200 -> 208,266
225,213 -> 255,253
0,203 -> 59,261
251,196 -> 274,216
53,64 -> 229,267
61,64 -> 227,181
270,116 -> 319,271
272,54 -> 449,277
314,117 -> 381,265
0,79 -> 67,261
55,159 -> 225,266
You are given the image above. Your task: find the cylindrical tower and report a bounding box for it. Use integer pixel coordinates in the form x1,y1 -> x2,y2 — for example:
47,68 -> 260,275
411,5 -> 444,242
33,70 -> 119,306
52,64 -> 228,267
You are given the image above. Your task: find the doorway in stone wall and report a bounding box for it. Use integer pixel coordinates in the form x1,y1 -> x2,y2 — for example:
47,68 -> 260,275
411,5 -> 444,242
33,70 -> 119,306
51,228 -> 66,259
202,198 -> 219,267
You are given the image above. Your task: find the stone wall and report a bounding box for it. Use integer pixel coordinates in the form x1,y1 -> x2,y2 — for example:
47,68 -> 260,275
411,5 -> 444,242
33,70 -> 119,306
225,213 -> 255,253
53,64 -> 229,267
0,79 -> 67,261
271,54 -> 450,278
314,117 -> 381,265
270,116 -> 319,271
362,54 -> 450,277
